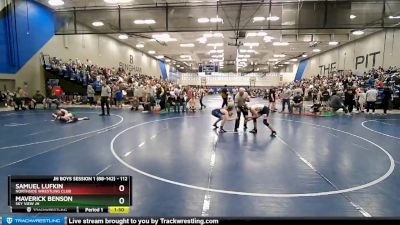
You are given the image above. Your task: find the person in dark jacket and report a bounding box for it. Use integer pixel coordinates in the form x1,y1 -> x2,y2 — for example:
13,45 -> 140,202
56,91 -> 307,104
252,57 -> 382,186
381,87 -> 392,114
344,88 -> 355,114
221,85 -> 228,108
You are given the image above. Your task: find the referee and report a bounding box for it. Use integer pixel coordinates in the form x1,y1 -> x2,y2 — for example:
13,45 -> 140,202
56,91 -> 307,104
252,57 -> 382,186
100,81 -> 111,116
234,88 -> 249,132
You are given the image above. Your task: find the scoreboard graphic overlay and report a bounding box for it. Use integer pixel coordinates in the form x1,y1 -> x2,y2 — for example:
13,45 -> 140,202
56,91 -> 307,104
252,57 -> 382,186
8,176 -> 132,213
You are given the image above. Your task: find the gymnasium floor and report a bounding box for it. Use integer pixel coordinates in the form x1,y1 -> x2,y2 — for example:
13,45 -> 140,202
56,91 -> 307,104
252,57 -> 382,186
0,95 -> 400,217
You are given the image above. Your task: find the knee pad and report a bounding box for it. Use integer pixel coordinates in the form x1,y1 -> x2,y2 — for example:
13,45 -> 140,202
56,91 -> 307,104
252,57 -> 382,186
263,119 -> 269,126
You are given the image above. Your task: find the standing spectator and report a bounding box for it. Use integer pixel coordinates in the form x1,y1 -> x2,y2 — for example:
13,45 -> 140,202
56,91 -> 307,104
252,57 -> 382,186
358,88 -> 367,113
344,88 -> 355,114
199,86 -> 206,110
156,84 -> 165,110
366,87 -> 378,114
114,86 -> 123,109
268,87 -> 277,111
87,85 -> 95,107
281,86 -> 292,113
381,87 -> 392,114
232,88 -> 238,102
221,85 -> 228,108
100,82 -> 111,116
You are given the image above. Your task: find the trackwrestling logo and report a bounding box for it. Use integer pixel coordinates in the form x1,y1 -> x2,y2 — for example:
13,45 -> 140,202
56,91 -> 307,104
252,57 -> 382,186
6,217 -> 13,224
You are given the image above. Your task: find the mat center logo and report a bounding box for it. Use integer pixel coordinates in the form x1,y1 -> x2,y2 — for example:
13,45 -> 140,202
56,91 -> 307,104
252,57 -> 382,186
6,217 -> 13,224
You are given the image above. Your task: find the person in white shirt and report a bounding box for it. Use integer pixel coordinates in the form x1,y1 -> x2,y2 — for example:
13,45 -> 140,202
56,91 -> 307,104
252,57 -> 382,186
100,82 -> 111,116
281,86 -> 292,113
358,88 -> 367,113
366,87 -> 378,113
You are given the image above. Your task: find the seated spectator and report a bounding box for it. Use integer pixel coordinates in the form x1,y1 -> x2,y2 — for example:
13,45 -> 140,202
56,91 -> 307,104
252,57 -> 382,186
131,96 -> 140,111
14,87 -> 28,111
46,92 -> 60,109
32,91 -> 46,109
329,92 -> 349,114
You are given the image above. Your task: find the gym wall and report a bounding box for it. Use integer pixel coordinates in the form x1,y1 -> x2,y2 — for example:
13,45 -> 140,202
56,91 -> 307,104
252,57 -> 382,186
0,0 -> 162,95
300,29 -> 400,78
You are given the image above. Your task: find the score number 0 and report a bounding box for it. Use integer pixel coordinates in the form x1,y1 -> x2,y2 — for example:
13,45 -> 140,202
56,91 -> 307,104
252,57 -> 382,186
119,185 -> 125,205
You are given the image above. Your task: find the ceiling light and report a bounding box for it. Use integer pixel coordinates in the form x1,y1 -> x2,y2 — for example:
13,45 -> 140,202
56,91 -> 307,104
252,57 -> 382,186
144,19 -> 156,24
247,32 -> 267,37
92,21 -> 104,27
165,59 -> 171,62
134,19 -> 156,25
48,0 -> 64,6
278,65 -> 284,67
118,34 -> 128,40
284,62 -> 290,64
352,30 -> 364,35
211,54 -> 224,58
197,37 -> 207,43
208,50 -> 224,54
198,18 -> 210,23
329,41 -> 339,46
180,55 -> 191,58
267,16 -> 280,21
104,0 -> 132,3
290,59 -> 298,62
268,59 -> 279,62
148,50 -> 156,54
156,55 -> 164,59
136,43 -> 144,48
264,37 -> 274,43
313,49 -> 321,53
203,32 -> 224,38
253,16 -> 265,22
210,17 -> 223,23
389,16 -> 400,19
243,42 -> 259,47
350,14 -> 357,19
207,43 -> 224,47
273,42 -> 289,46
302,54 -> 308,58
273,54 -> 286,58
180,43 -> 195,48
152,33 -> 176,42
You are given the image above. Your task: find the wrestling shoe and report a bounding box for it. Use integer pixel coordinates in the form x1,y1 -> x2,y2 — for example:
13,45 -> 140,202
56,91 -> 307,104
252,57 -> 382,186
249,129 -> 257,134
219,128 -> 227,133
271,131 -> 277,137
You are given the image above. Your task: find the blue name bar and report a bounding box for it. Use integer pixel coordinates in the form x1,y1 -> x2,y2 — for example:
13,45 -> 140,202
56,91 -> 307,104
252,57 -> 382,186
2,217 -> 64,225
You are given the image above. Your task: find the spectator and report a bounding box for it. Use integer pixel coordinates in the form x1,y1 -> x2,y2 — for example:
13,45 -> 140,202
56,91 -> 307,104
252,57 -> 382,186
358,88 -> 367,113
281,86 -> 292,113
344,88 -> 355,114
221,85 -> 228,108
366,87 -> 378,114
290,92 -> 303,114
32,91 -> 45,109
381,87 -> 392,114
100,81 -> 111,116
87,85 -> 95,107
